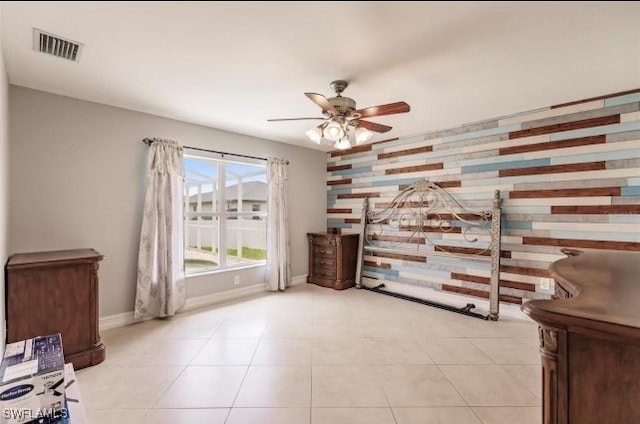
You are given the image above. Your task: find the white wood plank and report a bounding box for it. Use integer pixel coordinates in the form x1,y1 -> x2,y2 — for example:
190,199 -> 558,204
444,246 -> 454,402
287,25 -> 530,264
498,100 -> 604,126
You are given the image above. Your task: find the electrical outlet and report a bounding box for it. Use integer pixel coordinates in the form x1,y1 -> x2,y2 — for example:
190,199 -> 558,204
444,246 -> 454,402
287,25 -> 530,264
233,275 -> 240,285
540,278 -> 553,290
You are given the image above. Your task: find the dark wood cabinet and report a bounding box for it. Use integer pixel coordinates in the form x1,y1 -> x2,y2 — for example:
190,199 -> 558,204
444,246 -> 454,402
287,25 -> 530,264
522,250 -> 640,424
307,232 -> 359,290
5,249 -> 106,370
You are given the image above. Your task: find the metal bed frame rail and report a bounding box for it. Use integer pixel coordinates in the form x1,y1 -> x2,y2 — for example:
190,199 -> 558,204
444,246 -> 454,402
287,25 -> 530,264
354,179 -> 503,320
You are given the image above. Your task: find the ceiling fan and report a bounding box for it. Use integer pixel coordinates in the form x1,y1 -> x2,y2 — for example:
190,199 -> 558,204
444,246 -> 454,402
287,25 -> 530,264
268,80 -> 410,150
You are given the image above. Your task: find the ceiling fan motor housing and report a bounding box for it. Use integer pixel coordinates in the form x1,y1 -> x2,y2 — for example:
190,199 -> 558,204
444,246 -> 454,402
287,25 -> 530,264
267,78 -> 407,138
329,96 -> 356,114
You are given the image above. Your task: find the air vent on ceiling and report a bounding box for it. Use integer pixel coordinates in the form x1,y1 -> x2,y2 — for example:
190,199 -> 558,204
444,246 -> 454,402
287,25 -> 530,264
33,28 -> 84,62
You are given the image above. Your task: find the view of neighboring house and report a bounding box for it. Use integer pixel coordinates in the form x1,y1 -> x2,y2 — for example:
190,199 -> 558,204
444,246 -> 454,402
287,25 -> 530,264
187,181 -> 267,218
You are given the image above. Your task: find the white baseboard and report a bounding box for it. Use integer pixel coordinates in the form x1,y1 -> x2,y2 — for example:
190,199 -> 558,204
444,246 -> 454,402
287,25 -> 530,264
99,311 -> 144,331
99,274 -> 308,331
290,274 -> 308,286
182,282 -> 266,311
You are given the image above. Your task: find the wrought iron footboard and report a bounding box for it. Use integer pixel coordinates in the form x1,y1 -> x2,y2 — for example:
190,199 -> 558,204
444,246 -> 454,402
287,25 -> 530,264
355,179 -> 502,320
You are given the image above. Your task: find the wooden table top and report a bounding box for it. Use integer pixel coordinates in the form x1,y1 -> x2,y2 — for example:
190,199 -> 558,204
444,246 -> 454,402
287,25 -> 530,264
7,249 -> 104,268
522,250 -> 640,339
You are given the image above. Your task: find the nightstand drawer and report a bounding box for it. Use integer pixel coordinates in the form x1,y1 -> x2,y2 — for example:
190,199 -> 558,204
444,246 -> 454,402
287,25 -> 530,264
312,237 -> 336,247
314,257 -> 336,268
313,246 -> 336,257
315,266 -> 337,279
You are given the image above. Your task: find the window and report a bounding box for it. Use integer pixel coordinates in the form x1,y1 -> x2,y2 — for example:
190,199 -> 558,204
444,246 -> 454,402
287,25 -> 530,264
184,155 -> 267,275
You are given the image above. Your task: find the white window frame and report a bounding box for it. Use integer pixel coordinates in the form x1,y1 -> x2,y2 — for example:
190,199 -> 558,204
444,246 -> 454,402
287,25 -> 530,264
184,153 -> 267,275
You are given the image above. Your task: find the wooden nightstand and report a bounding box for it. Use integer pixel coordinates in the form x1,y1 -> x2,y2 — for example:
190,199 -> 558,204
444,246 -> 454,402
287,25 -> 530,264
6,249 -> 106,370
307,232 -> 359,290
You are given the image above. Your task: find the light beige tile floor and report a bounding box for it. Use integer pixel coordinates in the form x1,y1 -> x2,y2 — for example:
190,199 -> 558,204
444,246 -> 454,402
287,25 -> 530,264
78,283 -> 542,423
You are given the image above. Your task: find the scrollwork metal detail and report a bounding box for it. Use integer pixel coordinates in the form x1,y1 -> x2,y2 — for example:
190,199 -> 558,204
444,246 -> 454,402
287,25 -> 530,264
365,179 -> 494,255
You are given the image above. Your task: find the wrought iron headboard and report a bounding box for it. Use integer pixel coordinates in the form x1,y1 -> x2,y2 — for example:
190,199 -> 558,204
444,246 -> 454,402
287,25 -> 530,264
355,179 -> 503,320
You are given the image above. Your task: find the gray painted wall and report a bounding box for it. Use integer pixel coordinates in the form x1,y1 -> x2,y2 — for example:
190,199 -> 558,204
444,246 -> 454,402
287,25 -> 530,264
0,11 -> 9,352
8,86 -> 327,316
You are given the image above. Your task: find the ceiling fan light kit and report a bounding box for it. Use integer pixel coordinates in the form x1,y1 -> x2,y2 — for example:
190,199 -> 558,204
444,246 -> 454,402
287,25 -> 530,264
268,80 -> 410,150
355,126 -> 374,144
334,138 -> 352,150
305,126 -> 323,144
323,120 -> 345,141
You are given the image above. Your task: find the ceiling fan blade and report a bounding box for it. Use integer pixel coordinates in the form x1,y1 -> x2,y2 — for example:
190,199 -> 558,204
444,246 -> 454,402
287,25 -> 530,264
305,93 -> 338,115
267,117 -> 326,122
357,120 -> 392,133
356,101 -> 410,118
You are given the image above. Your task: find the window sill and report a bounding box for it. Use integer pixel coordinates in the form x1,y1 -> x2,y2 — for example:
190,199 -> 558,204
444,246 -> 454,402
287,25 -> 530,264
185,262 -> 266,279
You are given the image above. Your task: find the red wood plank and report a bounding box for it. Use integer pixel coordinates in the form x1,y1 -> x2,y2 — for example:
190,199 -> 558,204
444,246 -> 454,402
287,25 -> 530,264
552,205 -> 640,214
327,208 -> 353,214
523,236 -> 640,252
327,164 -> 352,172
400,225 -> 463,234
338,192 -> 380,199
378,145 -> 433,160
370,137 -> 400,146
510,187 -> 621,199
508,115 -> 620,139
435,245 -> 490,256
499,161 -> 605,177
364,260 -> 391,269
499,135 -> 605,156
442,284 -> 522,304
385,163 -> 443,175
436,180 -> 462,188
327,178 -> 352,186
550,88 -> 640,109
371,235 -> 425,244
500,280 -> 536,292
451,272 -> 536,292
501,265 -> 550,278
398,180 -> 461,190
369,251 -> 425,263
330,144 -> 372,158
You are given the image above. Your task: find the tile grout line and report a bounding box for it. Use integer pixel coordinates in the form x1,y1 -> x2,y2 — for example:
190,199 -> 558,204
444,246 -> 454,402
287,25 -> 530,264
147,313 -> 233,419
497,363 -> 543,400
96,284 -> 540,422
467,336 -> 543,401
469,404 -> 486,424
434,363 -> 474,410
379,365 -> 400,424
223,314 -> 268,423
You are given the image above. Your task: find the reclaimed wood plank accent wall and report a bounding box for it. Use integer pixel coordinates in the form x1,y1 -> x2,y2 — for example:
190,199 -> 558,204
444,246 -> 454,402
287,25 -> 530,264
326,89 -> 640,304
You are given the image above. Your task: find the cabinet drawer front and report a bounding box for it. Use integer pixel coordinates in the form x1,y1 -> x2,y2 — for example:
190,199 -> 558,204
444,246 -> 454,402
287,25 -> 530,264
315,257 -> 336,267
312,237 -> 336,247
314,246 -> 336,257
315,266 -> 337,279
7,265 -> 91,353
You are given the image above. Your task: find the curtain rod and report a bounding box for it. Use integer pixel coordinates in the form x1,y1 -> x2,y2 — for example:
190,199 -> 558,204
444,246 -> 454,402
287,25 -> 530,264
142,138 -> 289,164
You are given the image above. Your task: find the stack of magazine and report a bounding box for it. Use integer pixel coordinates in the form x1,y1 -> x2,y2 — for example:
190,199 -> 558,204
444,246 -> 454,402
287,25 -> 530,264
0,334 -> 86,424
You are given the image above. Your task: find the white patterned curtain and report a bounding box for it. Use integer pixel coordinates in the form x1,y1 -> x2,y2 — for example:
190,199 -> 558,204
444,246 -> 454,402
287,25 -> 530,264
135,139 -> 186,318
266,158 -> 291,291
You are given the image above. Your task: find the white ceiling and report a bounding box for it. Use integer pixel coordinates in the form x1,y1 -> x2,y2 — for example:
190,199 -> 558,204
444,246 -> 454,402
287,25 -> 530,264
2,2 -> 640,150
